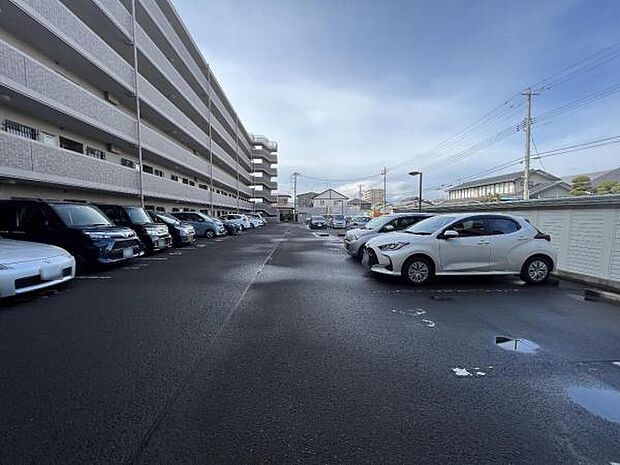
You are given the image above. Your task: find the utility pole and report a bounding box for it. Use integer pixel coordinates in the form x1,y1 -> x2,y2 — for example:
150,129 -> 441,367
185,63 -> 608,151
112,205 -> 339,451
292,172 -> 299,223
380,167 -> 387,213
522,88 -> 539,200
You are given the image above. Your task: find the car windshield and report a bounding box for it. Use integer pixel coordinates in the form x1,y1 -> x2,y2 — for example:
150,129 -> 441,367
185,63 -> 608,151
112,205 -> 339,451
51,204 -> 112,227
126,207 -> 152,224
364,217 -> 387,229
312,216 -> 325,221
155,213 -> 180,225
333,215 -> 344,220
404,215 -> 457,235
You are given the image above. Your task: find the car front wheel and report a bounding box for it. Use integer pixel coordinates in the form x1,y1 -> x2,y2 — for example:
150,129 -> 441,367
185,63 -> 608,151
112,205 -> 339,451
402,256 -> 434,286
205,229 -> 215,239
521,256 -> 551,284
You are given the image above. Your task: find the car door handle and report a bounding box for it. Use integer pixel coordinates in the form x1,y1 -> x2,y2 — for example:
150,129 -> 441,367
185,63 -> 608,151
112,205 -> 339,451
477,240 -> 490,245
517,236 -> 529,241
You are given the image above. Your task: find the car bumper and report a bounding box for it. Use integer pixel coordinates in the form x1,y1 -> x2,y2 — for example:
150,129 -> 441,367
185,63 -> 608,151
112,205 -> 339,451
1,255 -> 75,298
363,245 -> 400,276
177,233 -> 196,245
93,238 -> 143,264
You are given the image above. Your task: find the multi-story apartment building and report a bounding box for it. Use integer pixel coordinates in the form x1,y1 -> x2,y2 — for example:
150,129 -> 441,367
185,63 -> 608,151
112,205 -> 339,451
0,0 -> 277,216
363,188 -> 384,207
250,135 -> 278,215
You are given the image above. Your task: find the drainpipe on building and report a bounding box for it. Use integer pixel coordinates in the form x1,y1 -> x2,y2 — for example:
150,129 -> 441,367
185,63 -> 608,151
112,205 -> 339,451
235,115 -> 240,214
207,69 -> 214,216
130,0 -> 144,207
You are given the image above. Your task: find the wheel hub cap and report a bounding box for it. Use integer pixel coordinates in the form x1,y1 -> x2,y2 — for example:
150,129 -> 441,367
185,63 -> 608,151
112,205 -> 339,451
528,260 -> 548,281
408,261 -> 429,283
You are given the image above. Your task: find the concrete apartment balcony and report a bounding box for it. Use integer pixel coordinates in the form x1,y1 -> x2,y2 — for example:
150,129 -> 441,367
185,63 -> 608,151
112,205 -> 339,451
250,134 -> 278,152
4,0 -> 135,92
138,0 -> 210,95
0,39 -> 138,145
0,131 -> 251,210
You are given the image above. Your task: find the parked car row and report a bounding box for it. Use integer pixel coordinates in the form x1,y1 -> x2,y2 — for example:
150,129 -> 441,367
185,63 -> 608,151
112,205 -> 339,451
306,214 -> 372,229
0,198 -> 267,298
344,212 -> 557,286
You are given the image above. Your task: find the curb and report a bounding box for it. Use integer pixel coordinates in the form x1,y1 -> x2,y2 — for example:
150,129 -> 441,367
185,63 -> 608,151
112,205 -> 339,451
584,288 -> 620,305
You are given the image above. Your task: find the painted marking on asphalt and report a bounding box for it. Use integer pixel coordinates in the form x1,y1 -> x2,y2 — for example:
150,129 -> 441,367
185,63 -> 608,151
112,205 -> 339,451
196,244 -> 207,248
75,275 -> 112,279
476,372 -> 487,376
452,368 -> 472,377
136,257 -> 168,261
613,362 -> 620,367
184,247 -> 198,250
122,266 -> 142,270
421,319 -> 436,328
168,252 -> 183,256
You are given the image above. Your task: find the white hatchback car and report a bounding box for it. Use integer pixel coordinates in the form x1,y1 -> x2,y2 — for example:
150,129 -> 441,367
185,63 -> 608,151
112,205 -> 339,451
0,238 -> 75,297
364,213 -> 557,285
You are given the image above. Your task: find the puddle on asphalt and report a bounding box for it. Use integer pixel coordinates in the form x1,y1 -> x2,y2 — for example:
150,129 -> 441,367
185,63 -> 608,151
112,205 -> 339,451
568,386 -> 620,424
430,295 -> 453,301
495,336 -> 540,353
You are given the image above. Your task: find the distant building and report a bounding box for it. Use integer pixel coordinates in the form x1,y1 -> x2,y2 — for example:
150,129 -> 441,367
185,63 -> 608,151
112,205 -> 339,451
347,198 -> 371,211
363,188 -> 384,207
297,191 -> 318,208
275,194 -> 291,207
561,167 -> 620,190
312,189 -> 348,214
392,196 -> 435,212
447,169 -> 570,203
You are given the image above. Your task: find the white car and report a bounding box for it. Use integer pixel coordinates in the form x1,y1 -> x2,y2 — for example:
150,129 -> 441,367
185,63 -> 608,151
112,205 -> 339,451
0,239 -> 76,297
363,213 -> 556,285
246,213 -> 265,227
221,214 -> 252,230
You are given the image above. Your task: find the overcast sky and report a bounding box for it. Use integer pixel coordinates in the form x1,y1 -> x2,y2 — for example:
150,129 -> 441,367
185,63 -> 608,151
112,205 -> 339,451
173,0 -> 620,200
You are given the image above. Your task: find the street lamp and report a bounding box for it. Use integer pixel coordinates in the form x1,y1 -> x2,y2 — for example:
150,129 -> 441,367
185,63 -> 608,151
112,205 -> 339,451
408,171 -> 423,212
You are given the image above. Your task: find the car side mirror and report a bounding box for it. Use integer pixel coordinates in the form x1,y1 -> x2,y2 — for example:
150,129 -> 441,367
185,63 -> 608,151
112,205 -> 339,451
383,224 -> 394,232
443,230 -> 459,239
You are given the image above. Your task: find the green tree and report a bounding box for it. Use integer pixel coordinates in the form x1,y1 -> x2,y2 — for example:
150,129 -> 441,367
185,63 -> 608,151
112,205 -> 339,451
570,175 -> 592,196
596,179 -> 620,195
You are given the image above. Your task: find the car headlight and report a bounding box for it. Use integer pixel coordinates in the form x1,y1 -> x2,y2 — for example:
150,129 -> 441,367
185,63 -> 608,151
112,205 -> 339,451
145,226 -> 160,235
378,241 -> 409,251
83,231 -> 112,239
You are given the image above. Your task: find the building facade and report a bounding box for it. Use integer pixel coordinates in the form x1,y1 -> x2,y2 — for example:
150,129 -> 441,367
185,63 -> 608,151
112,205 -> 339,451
312,189 -> 348,214
296,191 -> 318,208
447,170 -> 569,203
363,188 -> 384,207
0,0 -> 276,216
250,135 -> 278,216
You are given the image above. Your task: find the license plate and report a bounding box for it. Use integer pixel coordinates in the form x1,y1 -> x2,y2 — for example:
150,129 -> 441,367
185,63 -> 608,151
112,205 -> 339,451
157,239 -> 166,248
41,266 -> 62,281
122,247 -> 134,258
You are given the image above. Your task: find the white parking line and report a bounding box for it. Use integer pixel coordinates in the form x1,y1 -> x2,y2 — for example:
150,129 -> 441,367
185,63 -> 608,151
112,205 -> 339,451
136,257 -> 168,261
168,252 -> 183,256
75,276 -> 112,280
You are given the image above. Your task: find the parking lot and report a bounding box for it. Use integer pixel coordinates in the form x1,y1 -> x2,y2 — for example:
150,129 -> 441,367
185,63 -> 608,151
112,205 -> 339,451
1,223 -> 620,464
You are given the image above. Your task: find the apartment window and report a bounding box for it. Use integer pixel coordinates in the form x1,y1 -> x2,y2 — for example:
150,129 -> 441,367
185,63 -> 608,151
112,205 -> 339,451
86,146 -> 106,160
155,206 -> 165,212
145,205 -> 155,211
199,183 -> 208,190
121,158 -> 136,169
182,178 -> 189,185
41,132 -> 57,146
59,136 -> 83,154
143,164 -> 154,174
4,120 -> 38,140
171,174 -> 179,182
154,169 -> 163,178
189,180 -> 195,187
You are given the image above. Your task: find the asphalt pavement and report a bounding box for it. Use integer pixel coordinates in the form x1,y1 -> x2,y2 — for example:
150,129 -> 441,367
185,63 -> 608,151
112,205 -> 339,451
1,223 -> 620,464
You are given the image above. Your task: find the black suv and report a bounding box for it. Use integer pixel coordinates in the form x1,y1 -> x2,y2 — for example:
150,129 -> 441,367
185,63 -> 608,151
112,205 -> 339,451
95,204 -> 172,253
0,199 -> 143,267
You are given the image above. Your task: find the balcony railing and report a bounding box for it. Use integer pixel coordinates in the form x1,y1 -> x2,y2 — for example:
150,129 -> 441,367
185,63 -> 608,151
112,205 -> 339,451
250,134 -> 278,151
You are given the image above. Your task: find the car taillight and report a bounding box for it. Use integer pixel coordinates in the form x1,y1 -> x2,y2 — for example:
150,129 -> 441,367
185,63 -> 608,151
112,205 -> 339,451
535,232 -> 551,241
